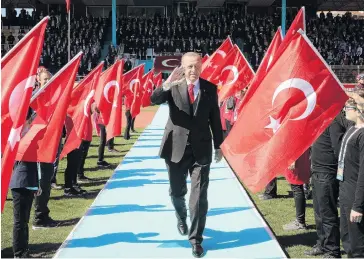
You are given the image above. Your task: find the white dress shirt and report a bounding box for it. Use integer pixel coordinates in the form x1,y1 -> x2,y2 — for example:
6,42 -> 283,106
186,79 -> 200,102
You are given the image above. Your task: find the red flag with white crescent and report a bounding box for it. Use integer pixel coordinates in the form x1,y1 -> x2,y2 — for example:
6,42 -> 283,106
128,65 -> 145,118
60,62 -> 104,159
153,72 -> 162,88
141,69 -> 155,107
16,52 -> 82,164
123,64 -> 145,108
105,60 -> 124,141
94,61 -> 120,125
1,17 -> 49,211
201,37 -> 233,80
216,45 -> 255,103
221,30 -> 348,193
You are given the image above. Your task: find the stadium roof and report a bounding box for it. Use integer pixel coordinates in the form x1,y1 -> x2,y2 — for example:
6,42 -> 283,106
317,0 -> 364,11
4,0 -> 364,10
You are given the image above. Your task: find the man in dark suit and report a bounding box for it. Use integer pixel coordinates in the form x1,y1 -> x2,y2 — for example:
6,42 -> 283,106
150,52 -> 223,258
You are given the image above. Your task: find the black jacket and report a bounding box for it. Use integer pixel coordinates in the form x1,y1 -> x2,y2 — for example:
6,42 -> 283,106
311,112 -> 354,174
150,78 -> 223,165
10,161 -> 38,189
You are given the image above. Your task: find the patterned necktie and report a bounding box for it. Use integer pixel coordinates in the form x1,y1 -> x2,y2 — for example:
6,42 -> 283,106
188,84 -> 194,104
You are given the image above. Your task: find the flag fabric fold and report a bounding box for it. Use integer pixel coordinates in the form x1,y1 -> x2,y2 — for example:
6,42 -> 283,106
16,52 -> 82,164
221,29 -> 348,193
1,17 -> 49,211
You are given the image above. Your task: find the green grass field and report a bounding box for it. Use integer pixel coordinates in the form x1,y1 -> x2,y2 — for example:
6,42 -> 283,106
1,133 -> 141,258
247,178 -> 319,258
1,129 -> 320,258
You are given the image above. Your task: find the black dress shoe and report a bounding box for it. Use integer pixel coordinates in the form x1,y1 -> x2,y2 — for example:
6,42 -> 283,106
177,220 -> 188,236
192,244 -> 204,258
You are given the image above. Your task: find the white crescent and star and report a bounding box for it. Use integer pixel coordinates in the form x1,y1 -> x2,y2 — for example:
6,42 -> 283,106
216,50 -> 227,58
83,90 -> 95,117
221,65 -> 239,86
161,59 -> 179,68
265,78 -> 317,134
103,80 -> 120,107
129,79 -> 140,93
9,75 -> 36,122
8,126 -> 23,150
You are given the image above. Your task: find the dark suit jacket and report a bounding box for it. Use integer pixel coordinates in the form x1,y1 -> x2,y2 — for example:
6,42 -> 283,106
150,77 -> 223,165
9,161 -> 38,189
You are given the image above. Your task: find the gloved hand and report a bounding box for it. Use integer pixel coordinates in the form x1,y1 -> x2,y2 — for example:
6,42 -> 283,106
214,149 -> 223,163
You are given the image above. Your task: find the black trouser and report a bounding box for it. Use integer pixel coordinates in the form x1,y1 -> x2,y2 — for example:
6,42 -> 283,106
340,196 -> 364,257
312,172 -> 340,256
64,148 -> 82,188
291,184 -> 306,224
264,178 -> 277,197
51,136 -> 63,184
165,145 -> 210,245
107,138 -> 114,150
78,140 -> 91,177
33,163 -> 54,223
12,188 -> 34,257
124,110 -> 132,139
131,117 -> 136,131
98,124 -> 106,161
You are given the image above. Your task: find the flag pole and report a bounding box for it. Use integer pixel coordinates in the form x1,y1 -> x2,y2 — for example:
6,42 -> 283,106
68,8 -> 71,61
281,0 -> 286,37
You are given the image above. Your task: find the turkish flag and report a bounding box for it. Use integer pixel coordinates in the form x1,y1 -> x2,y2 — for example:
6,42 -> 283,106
154,56 -> 181,72
216,45 -> 255,103
344,83 -> 356,89
208,46 -> 238,86
94,61 -> 120,125
60,62 -> 104,159
283,7 -> 306,44
123,64 -> 144,115
221,29 -> 348,193
202,54 -> 209,64
16,52 -> 82,163
129,65 -> 145,118
153,72 -> 162,88
105,60 -> 124,141
238,27 -> 283,113
141,69 -> 155,107
1,17 -> 49,211
201,37 -> 233,80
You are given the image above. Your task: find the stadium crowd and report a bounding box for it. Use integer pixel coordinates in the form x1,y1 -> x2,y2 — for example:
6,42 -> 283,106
2,7 -> 363,74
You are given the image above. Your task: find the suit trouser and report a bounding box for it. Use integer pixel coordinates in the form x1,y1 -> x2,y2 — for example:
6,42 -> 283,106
51,136 -> 63,184
33,163 -> 54,223
264,178 -> 277,196
165,145 -> 210,245
12,188 -> 34,257
124,110 -> 132,139
78,140 -> 91,177
290,184 -> 306,224
312,172 -> 340,256
131,117 -> 136,131
340,196 -> 364,257
64,149 -> 82,188
98,125 -> 113,161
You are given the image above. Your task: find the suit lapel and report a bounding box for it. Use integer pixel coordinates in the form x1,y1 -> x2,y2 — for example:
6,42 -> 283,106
193,79 -> 205,117
176,80 -> 191,115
